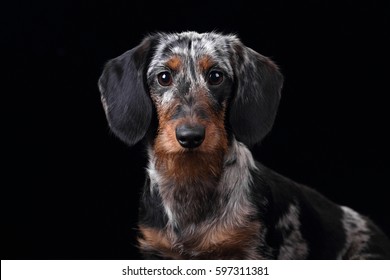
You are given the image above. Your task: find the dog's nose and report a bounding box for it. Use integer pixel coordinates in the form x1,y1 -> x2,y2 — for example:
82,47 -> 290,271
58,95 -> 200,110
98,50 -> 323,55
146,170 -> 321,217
176,124 -> 205,149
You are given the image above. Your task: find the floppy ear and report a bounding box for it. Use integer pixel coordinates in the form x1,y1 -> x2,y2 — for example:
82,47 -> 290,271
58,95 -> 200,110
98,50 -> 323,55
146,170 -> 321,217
98,36 -> 155,146
229,42 -> 284,147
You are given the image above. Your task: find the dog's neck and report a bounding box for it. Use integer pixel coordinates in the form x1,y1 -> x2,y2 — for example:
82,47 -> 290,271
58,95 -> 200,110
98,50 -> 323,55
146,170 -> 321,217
147,138 -> 257,228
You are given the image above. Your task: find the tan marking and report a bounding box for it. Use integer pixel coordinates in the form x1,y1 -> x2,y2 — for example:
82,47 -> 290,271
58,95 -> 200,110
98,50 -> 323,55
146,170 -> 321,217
193,222 -> 261,259
138,221 -> 261,259
166,56 -> 182,71
198,55 -> 214,72
139,226 -> 171,248
138,226 -> 183,259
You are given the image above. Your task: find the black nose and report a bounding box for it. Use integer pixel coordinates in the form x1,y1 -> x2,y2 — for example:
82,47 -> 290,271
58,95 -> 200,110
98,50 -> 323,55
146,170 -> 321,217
176,124 -> 205,149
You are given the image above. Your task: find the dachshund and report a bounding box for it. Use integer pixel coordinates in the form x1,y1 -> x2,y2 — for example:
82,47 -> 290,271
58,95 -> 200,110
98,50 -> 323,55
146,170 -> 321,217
98,31 -> 390,259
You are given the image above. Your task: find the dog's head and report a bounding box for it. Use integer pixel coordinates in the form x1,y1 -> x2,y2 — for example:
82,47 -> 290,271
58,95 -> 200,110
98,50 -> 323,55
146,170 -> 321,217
98,32 -> 283,151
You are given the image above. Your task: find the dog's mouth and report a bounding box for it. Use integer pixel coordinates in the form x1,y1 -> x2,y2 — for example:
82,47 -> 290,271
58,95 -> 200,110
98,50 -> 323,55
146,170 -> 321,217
175,124 -> 205,149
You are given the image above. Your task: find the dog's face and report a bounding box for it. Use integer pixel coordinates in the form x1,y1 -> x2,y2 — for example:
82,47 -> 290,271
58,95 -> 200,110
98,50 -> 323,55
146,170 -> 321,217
98,32 -> 283,152
147,33 -> 237,156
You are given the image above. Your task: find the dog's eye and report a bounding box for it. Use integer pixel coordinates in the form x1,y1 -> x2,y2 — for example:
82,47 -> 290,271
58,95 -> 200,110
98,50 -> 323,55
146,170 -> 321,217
157,71 -> 172,86
207,71 -> 223,85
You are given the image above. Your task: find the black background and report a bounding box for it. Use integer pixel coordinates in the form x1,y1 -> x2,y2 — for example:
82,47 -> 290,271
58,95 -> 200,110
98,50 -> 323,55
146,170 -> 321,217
2,0 -> 389,259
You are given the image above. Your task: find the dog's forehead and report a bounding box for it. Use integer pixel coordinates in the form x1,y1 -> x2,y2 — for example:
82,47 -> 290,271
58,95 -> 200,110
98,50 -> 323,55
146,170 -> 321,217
147,32 -> 237,77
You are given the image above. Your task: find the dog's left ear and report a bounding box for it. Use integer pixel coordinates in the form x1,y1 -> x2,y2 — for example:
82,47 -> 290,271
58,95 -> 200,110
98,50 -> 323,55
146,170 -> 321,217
98,36 -> 155,146
229,42 -> 284,147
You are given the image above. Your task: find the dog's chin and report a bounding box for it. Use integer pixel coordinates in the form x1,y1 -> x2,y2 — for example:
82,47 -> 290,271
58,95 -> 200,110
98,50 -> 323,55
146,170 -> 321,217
171,143 -> 228,160
161,143 -> 226,161
153,141 -> 227,183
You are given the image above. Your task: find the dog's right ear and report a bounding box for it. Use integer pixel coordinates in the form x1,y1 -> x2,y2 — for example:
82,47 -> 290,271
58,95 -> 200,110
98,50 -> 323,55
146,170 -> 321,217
98,36 -> 155,146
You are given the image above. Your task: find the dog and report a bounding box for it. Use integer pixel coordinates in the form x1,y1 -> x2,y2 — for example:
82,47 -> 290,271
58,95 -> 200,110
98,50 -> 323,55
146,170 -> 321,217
98,31 -> 390,259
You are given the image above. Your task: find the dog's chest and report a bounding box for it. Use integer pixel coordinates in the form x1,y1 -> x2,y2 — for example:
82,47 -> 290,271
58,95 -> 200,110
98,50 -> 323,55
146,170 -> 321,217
138,220 -> 263,259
